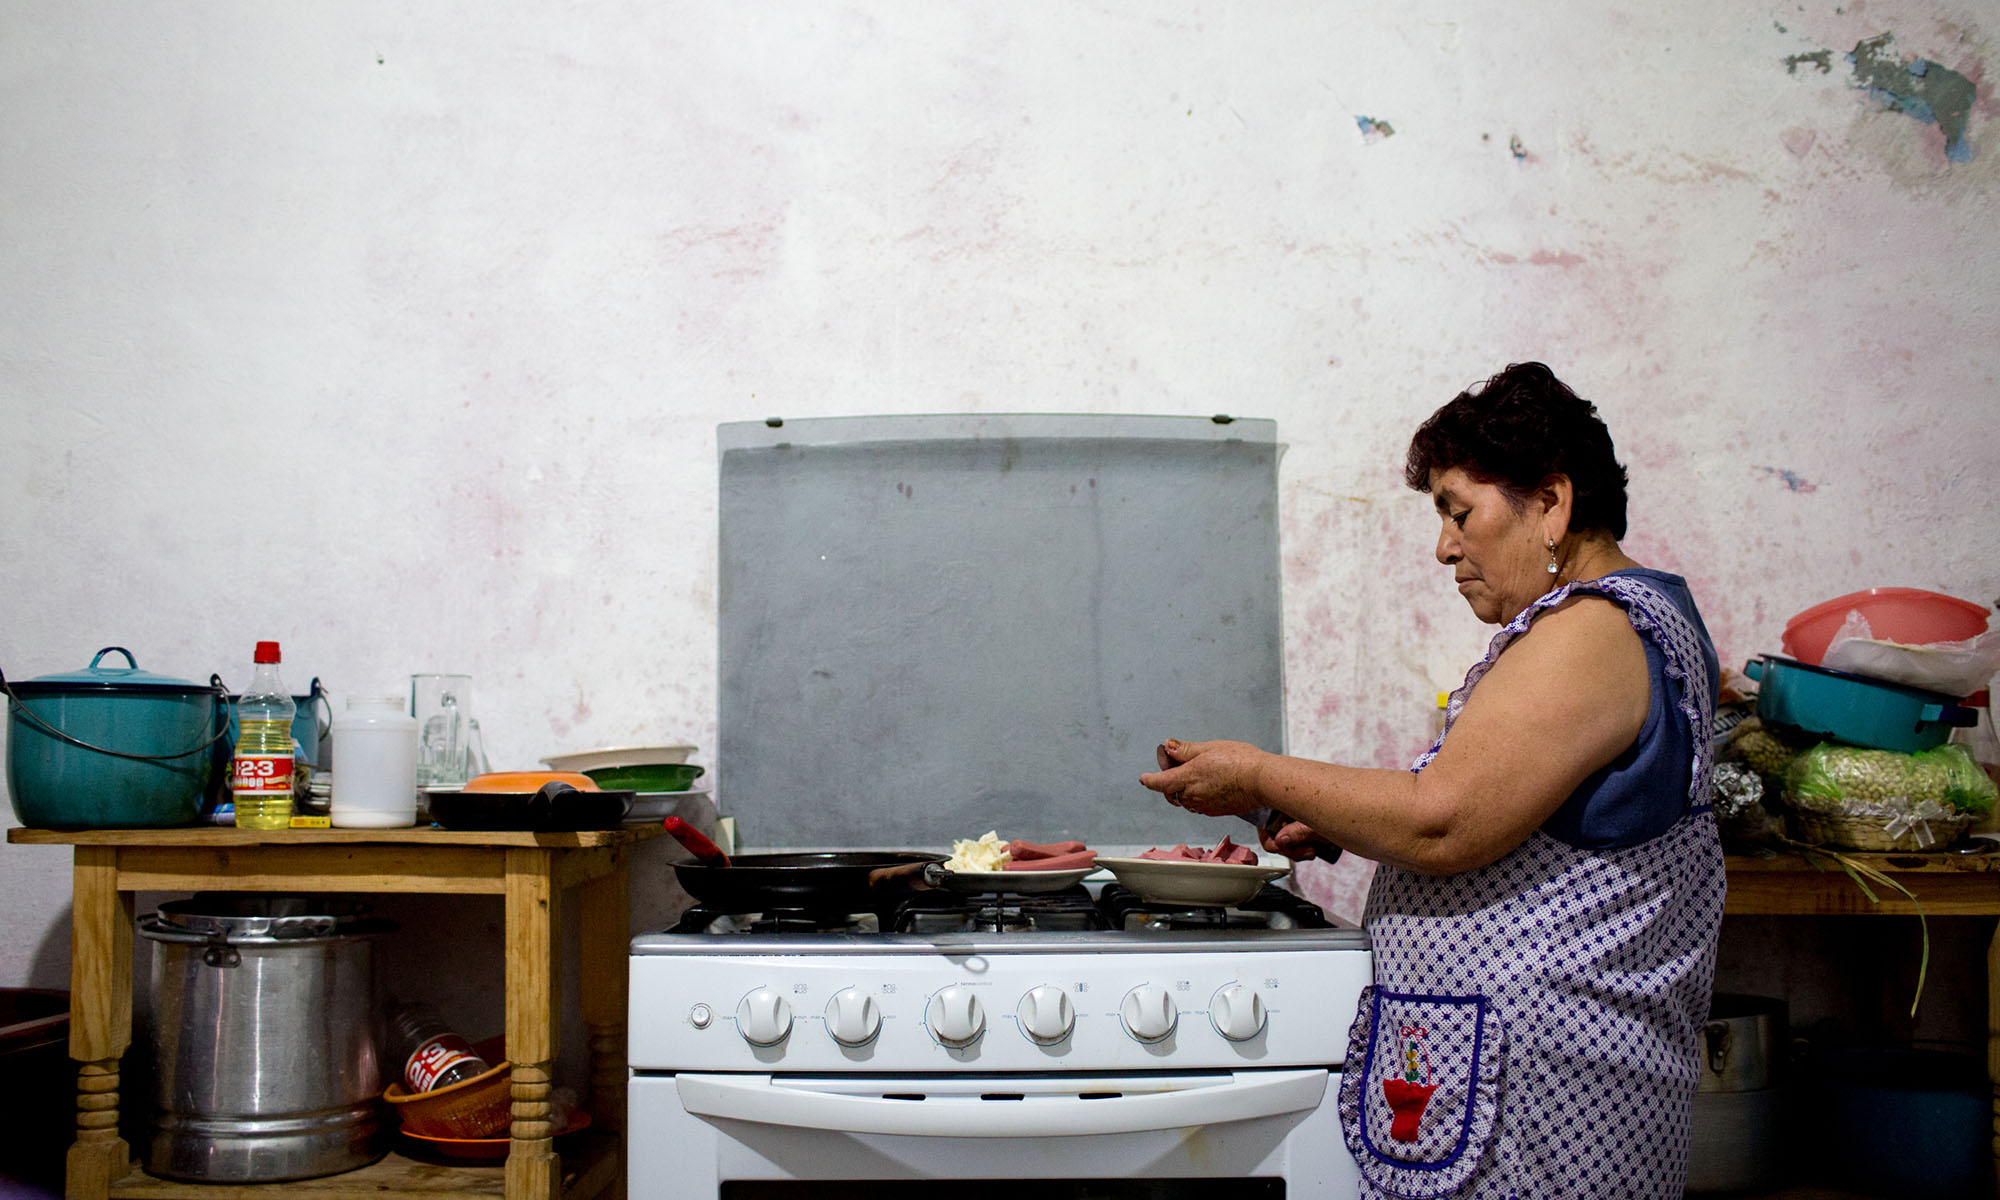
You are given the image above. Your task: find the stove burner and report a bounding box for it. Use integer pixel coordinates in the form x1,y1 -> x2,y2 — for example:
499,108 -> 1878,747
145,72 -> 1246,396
892,888 -> 1108,934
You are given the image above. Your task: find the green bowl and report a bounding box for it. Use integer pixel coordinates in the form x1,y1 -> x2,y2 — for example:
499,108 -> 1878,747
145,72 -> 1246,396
583,763 -> 704,792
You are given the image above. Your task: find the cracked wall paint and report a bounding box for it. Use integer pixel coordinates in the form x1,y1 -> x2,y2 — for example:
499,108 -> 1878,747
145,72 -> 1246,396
1849,33 -> 1977,163
1789,31 -> 1979,162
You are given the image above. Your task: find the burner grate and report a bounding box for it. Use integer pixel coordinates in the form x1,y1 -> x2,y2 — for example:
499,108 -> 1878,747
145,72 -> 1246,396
892,888 -> 1107,934
675,909 -> 883,935
1098,883 -> 1330,932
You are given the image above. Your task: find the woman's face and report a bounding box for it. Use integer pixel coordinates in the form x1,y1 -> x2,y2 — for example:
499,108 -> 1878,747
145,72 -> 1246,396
1428,466 -> 1549,625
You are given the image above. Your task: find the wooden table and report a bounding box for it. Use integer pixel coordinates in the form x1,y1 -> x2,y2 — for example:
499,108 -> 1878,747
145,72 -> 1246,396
6,824 -> 664,1200
1724,847 -> 2000,1166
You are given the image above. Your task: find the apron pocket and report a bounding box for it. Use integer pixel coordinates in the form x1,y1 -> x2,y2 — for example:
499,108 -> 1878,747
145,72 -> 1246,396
1340,985 -> 1505,1198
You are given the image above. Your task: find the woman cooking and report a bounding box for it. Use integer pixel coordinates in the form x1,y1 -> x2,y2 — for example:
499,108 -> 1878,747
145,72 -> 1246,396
1140,361 -> 1723,1199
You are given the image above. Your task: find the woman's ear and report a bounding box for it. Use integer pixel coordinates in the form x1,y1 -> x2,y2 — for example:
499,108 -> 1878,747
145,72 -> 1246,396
1538,474 -> 1575,541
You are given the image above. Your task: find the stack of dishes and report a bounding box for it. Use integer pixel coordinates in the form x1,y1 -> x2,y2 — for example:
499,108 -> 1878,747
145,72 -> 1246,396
541,745 -> 707,823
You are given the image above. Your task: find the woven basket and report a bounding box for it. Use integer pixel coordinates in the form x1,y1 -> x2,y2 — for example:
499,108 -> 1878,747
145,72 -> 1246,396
383,1037 -> 511,1140
1788,809 -> 1977,853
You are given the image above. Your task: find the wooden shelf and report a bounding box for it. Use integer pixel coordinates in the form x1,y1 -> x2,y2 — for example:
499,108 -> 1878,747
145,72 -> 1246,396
106,1134 -> 619,1199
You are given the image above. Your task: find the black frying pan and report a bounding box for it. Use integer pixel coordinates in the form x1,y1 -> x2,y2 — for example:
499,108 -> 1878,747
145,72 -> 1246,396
662,819 -> 944,911
429,781 -> 632,831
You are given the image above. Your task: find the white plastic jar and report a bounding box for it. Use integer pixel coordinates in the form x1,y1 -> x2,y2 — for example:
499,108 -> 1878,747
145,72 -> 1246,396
330,696 -> 419,828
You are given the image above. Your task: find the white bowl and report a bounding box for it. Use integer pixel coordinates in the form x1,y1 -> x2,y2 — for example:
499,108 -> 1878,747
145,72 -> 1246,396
1095,856 -> 1290,907
623,788 -> 711,824
541,745 -> 697,772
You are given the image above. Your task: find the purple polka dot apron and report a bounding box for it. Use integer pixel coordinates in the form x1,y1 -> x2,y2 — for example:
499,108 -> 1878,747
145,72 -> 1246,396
1340,576 -> 1725,1199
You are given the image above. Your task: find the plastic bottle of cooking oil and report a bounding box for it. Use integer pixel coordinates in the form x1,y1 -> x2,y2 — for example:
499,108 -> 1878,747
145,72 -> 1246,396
231,642 -> 297,830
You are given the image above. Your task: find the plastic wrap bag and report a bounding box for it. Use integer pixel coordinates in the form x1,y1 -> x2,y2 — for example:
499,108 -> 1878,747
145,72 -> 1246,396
1783,743 -> 1996,848
1820,610 -> 2000,697
1718,716 -> 1816,783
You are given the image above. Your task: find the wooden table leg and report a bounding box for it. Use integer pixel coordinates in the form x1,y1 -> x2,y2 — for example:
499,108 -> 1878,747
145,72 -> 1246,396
580,845 -> 630,1200
67,846 -> 133,1200
1988,919 -> 2000,1168
505,848 -> 560,1200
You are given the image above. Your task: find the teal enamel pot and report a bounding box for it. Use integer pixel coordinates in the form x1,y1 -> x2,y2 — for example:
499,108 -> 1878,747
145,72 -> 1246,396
3,647 -> 227,829
1745,655 -> 1978,754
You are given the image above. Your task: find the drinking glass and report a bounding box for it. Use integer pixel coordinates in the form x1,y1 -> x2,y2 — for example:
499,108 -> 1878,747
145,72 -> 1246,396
410,674 -> 473,788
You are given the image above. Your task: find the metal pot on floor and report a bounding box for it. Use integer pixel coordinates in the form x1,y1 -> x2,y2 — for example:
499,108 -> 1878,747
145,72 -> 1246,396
140,894 -> 396,1182
1687,993 -> 1787,1193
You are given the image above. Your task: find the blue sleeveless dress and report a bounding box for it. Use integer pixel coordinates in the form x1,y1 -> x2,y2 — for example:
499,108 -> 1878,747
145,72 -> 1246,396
1339,573 -> 1725,1199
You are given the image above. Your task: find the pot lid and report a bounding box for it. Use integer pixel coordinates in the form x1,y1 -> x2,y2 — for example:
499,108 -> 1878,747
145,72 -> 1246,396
147,894 -> 388,941
7,646 -> 216,696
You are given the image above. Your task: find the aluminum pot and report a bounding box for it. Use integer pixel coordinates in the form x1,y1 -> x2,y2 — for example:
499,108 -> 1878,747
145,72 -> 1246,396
140,895 -> 395,1182
3,647 -> 227,829
1698,993 -> 1786,1092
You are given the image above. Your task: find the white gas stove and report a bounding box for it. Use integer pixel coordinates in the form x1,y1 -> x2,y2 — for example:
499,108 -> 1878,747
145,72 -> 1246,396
627,884 -> 1370,1196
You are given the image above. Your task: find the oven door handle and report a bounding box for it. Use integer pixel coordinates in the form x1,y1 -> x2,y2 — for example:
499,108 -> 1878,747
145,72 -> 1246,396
674,1070 -> 1329,1138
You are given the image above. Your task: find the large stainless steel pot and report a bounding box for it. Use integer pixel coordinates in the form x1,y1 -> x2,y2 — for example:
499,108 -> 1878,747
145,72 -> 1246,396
1687,994 -> 1787,1194
1698,993 -> 1785,1092
140,895 -> 395,1182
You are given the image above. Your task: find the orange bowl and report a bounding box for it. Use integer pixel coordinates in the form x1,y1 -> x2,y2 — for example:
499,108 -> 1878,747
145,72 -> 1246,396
383,1037 -> 512,1140
460,771 -> 599,793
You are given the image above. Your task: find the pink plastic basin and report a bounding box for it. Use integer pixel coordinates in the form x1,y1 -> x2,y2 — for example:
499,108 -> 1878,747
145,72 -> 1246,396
1781,588 -> 1991,665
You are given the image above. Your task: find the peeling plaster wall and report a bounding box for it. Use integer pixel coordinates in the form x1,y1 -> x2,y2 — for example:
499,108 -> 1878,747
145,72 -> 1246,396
3,0 -> 1997,1054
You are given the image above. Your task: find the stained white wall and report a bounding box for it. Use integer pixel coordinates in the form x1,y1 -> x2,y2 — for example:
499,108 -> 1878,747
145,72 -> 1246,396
4,0 -> 1997,1049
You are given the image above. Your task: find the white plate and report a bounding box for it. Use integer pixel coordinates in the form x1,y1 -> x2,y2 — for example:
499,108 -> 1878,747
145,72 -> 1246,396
933,866 -> 1094,894
542,745 -> 697,772
1095,856 -> 1290,906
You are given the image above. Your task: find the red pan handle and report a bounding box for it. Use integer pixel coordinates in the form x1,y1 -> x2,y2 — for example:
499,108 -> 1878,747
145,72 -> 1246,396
662,816 -> 729,866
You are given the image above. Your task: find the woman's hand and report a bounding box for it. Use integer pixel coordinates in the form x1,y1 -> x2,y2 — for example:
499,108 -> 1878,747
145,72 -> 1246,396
1139,738 -> 1270,819
1260,818 -> 1339,862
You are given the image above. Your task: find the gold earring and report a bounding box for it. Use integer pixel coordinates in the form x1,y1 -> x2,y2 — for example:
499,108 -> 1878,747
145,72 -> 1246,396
1545,538 -> 1559,575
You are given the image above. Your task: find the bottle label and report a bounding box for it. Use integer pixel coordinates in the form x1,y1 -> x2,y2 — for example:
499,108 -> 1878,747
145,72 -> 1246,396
407,1033 -> 483,1092
232,754 -> 295,795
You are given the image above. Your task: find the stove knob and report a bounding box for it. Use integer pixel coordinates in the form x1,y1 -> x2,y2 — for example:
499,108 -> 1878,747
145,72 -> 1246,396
1015,984 -> 1075,1045
736,987 -> 793,1047
1120,985 -> 1178,1043
1209,983 -> 1268,1042
824,987 -> 882,1047
927,985 -> 986,1047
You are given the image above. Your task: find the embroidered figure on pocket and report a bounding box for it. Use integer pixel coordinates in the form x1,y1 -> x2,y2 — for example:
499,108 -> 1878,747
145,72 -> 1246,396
1381,1021 -> 1440,1142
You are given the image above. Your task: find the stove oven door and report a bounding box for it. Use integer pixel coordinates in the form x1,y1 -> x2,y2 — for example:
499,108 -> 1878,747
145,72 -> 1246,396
628,1067 -> 1357,1197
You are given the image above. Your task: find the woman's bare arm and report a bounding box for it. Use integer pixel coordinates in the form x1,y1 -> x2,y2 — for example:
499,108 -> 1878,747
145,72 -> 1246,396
1140,596 -> 1652,874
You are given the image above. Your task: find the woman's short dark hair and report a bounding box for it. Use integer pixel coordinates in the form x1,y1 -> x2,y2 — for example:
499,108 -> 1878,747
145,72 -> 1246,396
1403,361 -> 1629,540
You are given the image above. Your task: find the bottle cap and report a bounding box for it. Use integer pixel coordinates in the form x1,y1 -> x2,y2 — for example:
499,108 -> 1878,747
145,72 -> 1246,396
255,641 -> 282,663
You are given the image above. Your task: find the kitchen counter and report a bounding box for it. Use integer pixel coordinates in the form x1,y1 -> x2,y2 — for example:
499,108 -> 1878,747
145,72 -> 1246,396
6,823 -> 664,1200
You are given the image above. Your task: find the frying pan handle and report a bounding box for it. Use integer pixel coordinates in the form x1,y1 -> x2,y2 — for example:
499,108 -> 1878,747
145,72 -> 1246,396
663,816 -> 730,866
529,781 -> 578,822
